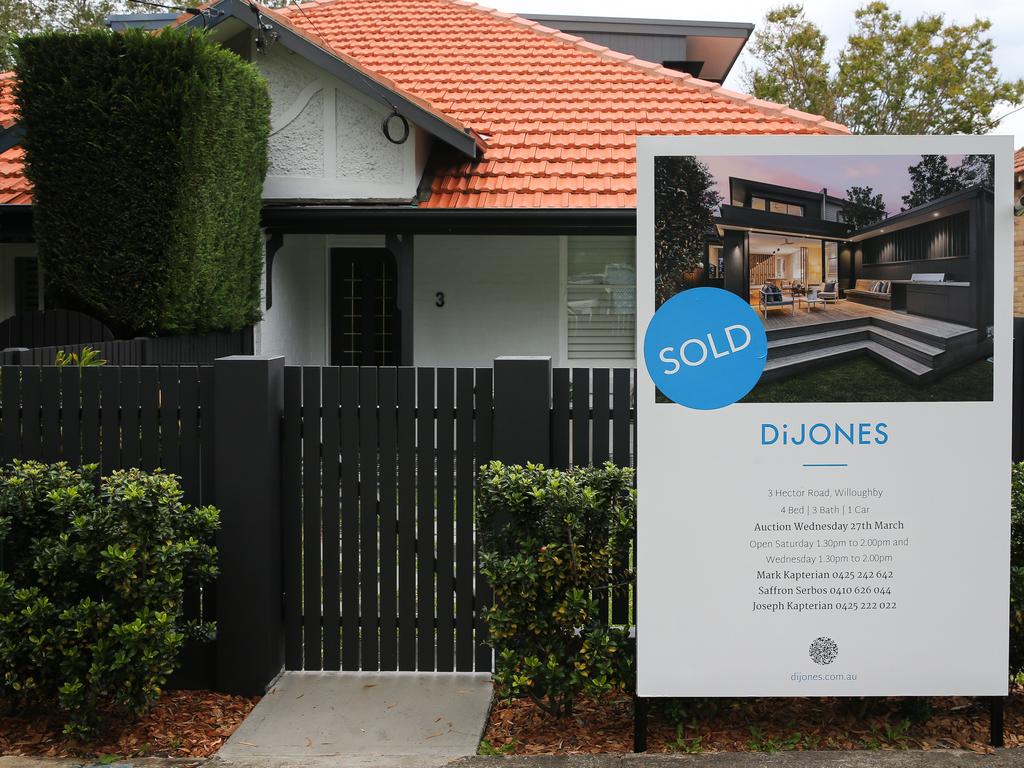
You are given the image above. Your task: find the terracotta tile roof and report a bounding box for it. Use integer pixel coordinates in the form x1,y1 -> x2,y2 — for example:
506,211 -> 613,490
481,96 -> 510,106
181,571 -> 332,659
1016,147 -> 1023,176
0,74 -> 30,205
0,72 -> 17,130
274,0 -> 847,208
0,0 -> 849,209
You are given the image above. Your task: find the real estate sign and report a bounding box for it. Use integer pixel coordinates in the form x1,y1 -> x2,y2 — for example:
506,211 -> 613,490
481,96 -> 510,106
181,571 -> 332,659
635,135 -> 1014,696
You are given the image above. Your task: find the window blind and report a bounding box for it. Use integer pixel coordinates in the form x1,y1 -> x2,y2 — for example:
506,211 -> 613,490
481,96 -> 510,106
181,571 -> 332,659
566,236 -> 636,360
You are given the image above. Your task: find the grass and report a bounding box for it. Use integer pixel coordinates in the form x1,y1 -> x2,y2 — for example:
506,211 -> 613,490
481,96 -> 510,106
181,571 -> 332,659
742,357 -> 993,404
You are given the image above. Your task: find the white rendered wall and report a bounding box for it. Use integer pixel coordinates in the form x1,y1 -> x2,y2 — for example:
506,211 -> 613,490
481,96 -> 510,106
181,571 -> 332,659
412,235 -> 562,368
256,234 -> 328,365
255,43 -> 427,202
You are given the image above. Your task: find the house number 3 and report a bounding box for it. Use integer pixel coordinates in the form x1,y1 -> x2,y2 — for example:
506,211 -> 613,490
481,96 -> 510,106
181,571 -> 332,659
436,292 -> 445,307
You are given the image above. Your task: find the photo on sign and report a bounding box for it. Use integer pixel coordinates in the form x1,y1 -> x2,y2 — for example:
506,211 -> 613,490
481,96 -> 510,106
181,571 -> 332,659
653,153 -> 995,403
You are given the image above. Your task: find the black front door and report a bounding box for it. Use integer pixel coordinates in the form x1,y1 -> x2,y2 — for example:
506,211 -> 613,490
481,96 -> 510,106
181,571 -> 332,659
330,248 -> 399,366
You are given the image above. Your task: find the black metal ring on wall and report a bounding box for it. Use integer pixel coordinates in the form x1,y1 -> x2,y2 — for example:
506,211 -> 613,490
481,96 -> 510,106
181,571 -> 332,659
382,111 -> 410,144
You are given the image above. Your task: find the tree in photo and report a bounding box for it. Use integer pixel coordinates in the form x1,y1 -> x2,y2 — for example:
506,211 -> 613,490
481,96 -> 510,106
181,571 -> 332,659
743,2 -> 1024,135
654,156 -> 721,307
842,186 -> 886,230
959,154 -> 995,189
901,154 -> 993,210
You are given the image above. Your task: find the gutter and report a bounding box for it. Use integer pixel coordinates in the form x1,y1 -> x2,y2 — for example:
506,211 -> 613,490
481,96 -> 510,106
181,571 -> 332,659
260,206 -> 638,235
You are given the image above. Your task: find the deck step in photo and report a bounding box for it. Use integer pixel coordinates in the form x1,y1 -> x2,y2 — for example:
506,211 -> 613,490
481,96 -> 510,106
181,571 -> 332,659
768,324 -> 945,368
763,340 -> 934,383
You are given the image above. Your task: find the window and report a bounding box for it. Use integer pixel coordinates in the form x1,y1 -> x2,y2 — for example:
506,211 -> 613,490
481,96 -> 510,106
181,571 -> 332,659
708,245 -> 723,278
752,196 -> 803,216
567,236 -> 636,360
825,241 -> 839,281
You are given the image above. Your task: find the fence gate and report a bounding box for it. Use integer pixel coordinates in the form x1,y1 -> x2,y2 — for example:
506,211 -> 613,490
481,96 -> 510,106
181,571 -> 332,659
281,365 -> 494,672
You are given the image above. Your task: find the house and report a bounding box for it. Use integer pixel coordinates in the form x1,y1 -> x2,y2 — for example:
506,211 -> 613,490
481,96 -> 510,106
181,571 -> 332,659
705,174 -> 993,382
0,0 -> 848,368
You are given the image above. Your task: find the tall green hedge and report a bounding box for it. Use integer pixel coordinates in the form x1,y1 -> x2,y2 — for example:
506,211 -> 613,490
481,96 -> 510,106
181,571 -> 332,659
15,28 -> 270,336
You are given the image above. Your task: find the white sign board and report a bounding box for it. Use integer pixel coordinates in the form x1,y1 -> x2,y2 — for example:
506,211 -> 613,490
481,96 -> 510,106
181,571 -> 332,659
636,135 -> 1013,697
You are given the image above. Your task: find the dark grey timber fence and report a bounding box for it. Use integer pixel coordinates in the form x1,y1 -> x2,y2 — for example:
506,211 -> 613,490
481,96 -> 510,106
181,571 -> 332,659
0,356 -> 638,692
1,327 -> 254,366
280,361 -> 637,674
0,308 -> 114,349
281,366 -> 495,673
0,363 -> 217,686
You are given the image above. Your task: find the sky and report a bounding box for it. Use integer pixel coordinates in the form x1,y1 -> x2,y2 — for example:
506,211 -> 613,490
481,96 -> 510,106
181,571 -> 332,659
699,154 -> 966,214
489,0 -> 1024,150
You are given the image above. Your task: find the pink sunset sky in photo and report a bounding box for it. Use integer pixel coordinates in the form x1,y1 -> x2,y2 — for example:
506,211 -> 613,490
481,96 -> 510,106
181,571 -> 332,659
699,154 -> 967,215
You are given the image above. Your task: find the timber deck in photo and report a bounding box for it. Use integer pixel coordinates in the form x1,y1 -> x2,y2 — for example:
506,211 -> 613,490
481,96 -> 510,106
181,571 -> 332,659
757,300 -> 986,383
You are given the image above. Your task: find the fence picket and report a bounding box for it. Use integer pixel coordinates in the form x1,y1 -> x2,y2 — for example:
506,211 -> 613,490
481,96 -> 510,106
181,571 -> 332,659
322,367 -> 342,671
396,367 -> 417,670
303,367 -> 323,671
282,366 -> 303,669
474,367 -> 494,672
120,367 -> 139,469
60,366 -> 80,464
19,366 -> 41,461
1,366 -> 20,463
378,367 -> 398,671
359,367 -> 379,670
101,366 -> 121,475
454,368 -> 475,671
41,367 -> 60,463
611,368 -> 631,625
179,368 -> 200,506
80,367 -> 100,466
159,367 -> 180,475
551,368 -> 570,470
571,368 -> 589,467
435,368 -> 455,672
339,367 -> 360,670
416,367 -> 436,671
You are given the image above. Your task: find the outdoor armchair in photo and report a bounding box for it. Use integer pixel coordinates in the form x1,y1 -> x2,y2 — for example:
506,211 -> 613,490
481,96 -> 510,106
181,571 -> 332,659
758,285 -> 795,318
817,281 -> 840,303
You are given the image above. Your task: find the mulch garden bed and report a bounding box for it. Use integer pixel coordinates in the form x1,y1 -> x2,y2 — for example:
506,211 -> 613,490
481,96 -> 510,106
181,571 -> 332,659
0,690 -> 258,758
484,687 -> 1024,754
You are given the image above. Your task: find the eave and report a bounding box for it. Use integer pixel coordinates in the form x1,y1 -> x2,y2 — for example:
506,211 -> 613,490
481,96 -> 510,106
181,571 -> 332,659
177,0 -> 483,159
847,186 -> 992,242
716,204 -> 852,240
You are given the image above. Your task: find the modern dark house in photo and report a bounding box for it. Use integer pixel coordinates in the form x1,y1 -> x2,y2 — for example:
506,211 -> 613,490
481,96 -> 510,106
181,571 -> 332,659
707,176 -> 993,384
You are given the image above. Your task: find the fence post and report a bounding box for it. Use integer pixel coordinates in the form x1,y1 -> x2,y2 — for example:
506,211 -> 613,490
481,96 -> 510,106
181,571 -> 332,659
213,354 -> 285,695
492,356 -> 551,466
0,347 -> 28,365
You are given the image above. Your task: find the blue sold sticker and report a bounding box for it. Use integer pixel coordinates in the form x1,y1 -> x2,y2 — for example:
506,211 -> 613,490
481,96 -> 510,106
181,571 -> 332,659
643,287 -> 767,410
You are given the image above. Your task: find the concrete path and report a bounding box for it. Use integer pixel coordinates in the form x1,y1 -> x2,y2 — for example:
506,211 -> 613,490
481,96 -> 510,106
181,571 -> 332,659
215,671 -> 492,768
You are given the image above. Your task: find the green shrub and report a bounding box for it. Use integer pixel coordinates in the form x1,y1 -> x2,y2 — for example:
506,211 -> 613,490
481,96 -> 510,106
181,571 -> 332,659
15,28 -> 270,336
0,461 -> 219,736
1011,462 -> 1024,677
477,461 -> 635,717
